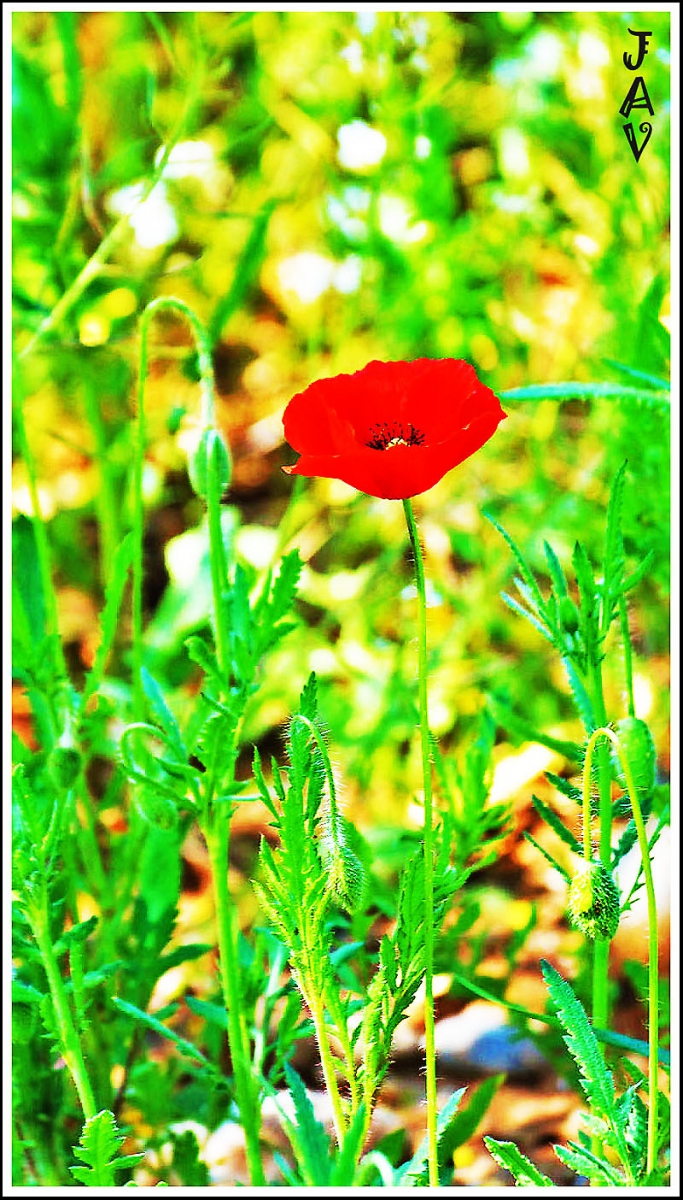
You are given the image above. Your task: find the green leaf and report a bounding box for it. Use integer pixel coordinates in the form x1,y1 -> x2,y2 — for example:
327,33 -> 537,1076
184,634 -> 224,685
501,592 -> 553,642
553,1140 -> 623,1184
483,1137 -> 554,1186
619,550 -> 655,596
523,832 -> 572,883
398,1087 -> 467,1184
158,942 -> 213,973
70,1109 -> 143,1187
81,534 -> 134,711
601,359 -> 670,390
602,462 -> 627,624
12,515 -> 46,647
541,961 -> 624,1145
139,825 -> 181,926
330,1103 -> 369,1186
531,795 -> 582,854
487,695 -> 582,763
562,658 -> 597,731
438,1075 -> 504,1156
141,667 -> 185,760
485,514 -> 547,615
500,382 -> 669,406
543,539 -> 569,599
184,995 -> 228,1030
282,1063 -> 331,1186
112,998 -> 210,1068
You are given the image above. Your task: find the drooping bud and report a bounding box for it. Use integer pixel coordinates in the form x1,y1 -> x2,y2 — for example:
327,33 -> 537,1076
188,427 -> 231,500
47,745 -> 82,791
568,857 -> 620,941
612,717 -> 656,801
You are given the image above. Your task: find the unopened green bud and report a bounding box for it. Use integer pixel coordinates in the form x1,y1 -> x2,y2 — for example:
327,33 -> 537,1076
612,717 -> 656,800
568,858 -> 620,941
47,745 -> 82,790
188,427 -> 231,500
137,787 -> 178,832
559,596 -> 580,635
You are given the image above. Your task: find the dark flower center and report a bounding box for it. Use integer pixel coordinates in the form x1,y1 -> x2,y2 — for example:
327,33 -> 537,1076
365,421 -> 426,451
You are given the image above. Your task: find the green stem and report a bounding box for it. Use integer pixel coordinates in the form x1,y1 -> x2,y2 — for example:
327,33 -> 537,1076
591,727 -> 660,1178
131,297 -> 219,720
303,984 -> 348,1148
619,595 -> 636,719
12,352 -> 68,688
587,660 -> 612,1037
402,498 -> 438,1188
205,816 -> 265,1186
81,378 -> 121,591
29,896 -> 97,1121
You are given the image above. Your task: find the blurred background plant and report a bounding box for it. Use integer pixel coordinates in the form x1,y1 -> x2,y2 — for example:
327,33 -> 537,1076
12,8 -> 670,1187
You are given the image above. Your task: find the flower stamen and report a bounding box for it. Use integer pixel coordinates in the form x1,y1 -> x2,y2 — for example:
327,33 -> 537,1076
366,422 -> 426,450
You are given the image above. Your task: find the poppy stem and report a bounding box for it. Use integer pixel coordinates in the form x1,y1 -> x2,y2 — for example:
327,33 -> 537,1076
402,498 -> 439,1188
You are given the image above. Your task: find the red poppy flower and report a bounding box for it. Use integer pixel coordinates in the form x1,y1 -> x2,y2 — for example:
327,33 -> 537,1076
282,358 -> 506,500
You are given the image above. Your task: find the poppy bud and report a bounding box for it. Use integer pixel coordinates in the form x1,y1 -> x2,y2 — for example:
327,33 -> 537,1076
559,596 -> 580,635
188,427 -> 231,500
137,786 -> 178,831
47,745 -> 82,791
568,857 -> 620,941
612,717 -> 656,800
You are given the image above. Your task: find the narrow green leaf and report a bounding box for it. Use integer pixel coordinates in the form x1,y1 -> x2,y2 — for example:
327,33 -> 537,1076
600,359 -> 670,389
438,1075 -> 504,1156
184,995 -> 228,1030
486,514 -> 547,614
523,832 -> 572,883
283,1063 -> 331,1186
81,534 -> 134,710
562,658 -> 597,731
602,462 -> 627,625
398,1088 -> 467,1183
500,382 -> 669,406
541,961 -> 620,1127
112,997 -> 210,1067
141,667 -> 185,759
531,795 -> 582,854
330,1103 -> 369,1186
501,592 -> 553,642
484,1136 -> 554,1186
487,696 -> 582,762
553,1140 -> 623,1184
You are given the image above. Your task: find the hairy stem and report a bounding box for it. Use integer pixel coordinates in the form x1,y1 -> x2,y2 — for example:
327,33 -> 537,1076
205,816 -> 264,1184
402,498 -> 438,1187
29,895 -> 97,1121
593,727 -> 660,1178
587,659 -> 612,1038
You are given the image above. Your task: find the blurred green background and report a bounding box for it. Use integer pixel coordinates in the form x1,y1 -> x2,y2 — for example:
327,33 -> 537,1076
12,9 -> 670,827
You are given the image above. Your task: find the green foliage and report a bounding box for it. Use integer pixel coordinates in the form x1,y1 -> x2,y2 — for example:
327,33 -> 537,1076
11,7 -> 669,1187
484,1137 -> 554,1187
70,1110 -> 143,1187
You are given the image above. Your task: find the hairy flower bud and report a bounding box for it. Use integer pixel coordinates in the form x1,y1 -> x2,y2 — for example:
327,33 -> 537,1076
612,717 -> 656,801
188,427 -> 231,500
568,858 -> 620,941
